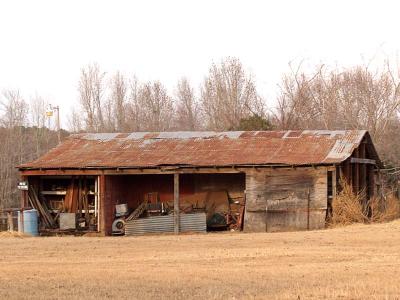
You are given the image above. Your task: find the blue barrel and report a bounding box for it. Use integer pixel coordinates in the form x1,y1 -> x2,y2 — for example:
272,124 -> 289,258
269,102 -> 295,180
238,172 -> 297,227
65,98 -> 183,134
18,209 -> 39,236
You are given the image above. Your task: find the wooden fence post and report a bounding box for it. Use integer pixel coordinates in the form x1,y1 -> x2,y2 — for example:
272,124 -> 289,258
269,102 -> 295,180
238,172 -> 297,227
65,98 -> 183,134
7,212 -> 13,232
19,209 -> 24,233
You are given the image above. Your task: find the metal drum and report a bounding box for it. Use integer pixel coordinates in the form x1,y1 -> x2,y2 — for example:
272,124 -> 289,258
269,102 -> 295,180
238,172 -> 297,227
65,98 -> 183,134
18,209 -> 39,236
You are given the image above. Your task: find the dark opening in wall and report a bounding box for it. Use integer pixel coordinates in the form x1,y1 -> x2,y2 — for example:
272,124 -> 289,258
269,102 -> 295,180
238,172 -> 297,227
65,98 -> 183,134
327,171 -> 333,221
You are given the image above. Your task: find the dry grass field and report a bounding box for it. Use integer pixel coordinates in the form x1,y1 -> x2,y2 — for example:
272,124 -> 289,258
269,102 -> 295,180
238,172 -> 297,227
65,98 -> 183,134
1,221 -> 400,300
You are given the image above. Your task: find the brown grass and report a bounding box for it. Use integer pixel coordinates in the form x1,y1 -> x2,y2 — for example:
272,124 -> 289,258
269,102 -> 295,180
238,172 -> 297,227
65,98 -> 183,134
1,221 -> 400,299
0,231 -> 31,238
331,181 -> 368,225
370,194 -> 400,223
331,181 -> 400,226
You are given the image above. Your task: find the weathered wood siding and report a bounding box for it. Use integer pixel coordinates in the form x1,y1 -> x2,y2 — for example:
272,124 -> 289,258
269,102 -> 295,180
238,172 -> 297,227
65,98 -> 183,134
193,173 -> 245,197
244,168 -> 328,232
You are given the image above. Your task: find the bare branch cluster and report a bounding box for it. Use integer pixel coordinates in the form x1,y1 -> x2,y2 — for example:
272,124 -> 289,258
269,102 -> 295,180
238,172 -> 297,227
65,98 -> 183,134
201,57 -> 265,130
275,61 -> 400,166
73,58 -> 268,133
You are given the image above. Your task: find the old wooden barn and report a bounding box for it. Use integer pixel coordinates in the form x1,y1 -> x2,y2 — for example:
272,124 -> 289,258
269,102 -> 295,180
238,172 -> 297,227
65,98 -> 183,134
17,130 -> 382,235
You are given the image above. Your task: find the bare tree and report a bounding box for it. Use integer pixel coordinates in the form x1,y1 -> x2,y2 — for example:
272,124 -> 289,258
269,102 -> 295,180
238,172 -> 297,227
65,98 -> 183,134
67,107 -> 83,133
78,63 -> 106,132
136,81 -> 174,131
275,61 -> 400,165
29,94 -> 48,156
30,94 -> 47,128
0,89 -> 28,208
124,76 -> 142,131
274,63 -> 324,130
174,78 -> 200,130
109,71 -> 127,131
1,89 -> 28,128
201,57 -> 265,130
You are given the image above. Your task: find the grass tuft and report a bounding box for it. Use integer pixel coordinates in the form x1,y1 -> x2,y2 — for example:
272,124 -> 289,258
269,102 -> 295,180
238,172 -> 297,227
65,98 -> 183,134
331,180 -> 400,226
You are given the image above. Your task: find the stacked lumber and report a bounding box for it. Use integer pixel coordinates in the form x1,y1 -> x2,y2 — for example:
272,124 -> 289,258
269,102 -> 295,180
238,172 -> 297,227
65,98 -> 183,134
64,178 -> 77,213
28,186 -> 56,229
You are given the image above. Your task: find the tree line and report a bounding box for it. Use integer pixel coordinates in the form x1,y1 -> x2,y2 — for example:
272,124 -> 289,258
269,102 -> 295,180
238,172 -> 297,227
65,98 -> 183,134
1,57 -> 400,207
0,90 -> 64,208
70,57 -> 269,133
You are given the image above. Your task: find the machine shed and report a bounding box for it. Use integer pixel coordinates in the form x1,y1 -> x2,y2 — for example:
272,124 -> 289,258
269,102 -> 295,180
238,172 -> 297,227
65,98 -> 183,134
17,130 -> 382,235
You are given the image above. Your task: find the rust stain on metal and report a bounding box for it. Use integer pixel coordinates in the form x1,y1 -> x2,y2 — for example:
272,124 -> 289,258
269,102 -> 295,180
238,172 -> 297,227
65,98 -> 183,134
18,130 -> 380,170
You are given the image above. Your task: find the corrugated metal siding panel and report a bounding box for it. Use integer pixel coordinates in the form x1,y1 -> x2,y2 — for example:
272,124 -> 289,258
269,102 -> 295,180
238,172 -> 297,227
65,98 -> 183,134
125,215 -> 174,236
125,213 -> 206,236
19,130 -> 380,169
180,213 -> 207,232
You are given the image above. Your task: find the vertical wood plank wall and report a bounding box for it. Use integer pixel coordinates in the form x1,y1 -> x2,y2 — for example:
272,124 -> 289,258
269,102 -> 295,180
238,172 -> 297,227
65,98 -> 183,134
244,167 -> 328,232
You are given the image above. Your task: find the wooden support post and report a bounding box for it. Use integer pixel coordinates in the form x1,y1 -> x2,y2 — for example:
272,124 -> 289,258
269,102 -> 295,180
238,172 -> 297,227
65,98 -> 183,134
20,175 -> 28,208
307,188 -> 311,230
337,165 -> 343,193
344,159 -> 351,186
174,173 -> 180,234
332,167 -> 337,201
19,209 -> 24,233
353,148 -> 359,194
359,143 -> 367,203
99,174 -> 105,234
19,184 -> 26,233
368,166 -> 375,199
7,212 -> 13,232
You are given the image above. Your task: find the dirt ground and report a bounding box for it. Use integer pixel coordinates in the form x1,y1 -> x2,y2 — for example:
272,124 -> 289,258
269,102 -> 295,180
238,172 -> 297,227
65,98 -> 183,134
1,221 -> 400,300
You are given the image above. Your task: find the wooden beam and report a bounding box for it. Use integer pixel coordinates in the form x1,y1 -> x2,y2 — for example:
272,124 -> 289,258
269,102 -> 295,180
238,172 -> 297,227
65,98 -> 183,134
350,158 -> 376,165
174,173 -> 180,234
19,164 -> 345,177
19,167 -> 244,176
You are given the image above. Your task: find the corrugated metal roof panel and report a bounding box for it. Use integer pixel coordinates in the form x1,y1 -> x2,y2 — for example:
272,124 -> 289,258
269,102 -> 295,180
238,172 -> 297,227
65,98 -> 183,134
18,130 -> 381,169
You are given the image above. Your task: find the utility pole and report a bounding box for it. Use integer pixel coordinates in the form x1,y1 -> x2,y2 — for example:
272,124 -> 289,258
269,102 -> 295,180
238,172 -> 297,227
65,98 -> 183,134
55,106 -> 60,144
46,104 -> 61,144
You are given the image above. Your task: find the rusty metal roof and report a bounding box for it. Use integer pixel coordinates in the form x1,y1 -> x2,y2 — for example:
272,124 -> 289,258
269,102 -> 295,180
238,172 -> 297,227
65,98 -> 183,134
18,130 -> 381,170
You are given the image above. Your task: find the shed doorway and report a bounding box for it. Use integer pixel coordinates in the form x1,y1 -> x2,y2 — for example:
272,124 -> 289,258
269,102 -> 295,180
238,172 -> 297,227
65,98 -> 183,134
106,173 -> 246,235
27,175 -> 100,234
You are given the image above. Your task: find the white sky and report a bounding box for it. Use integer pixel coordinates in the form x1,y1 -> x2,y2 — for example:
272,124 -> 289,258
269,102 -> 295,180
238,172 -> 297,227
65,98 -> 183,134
1,0 -> 400,128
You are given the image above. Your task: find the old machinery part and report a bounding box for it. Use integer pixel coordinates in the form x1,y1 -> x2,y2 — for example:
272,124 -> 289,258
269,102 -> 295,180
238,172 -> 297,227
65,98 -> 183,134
112,218 -> 126,235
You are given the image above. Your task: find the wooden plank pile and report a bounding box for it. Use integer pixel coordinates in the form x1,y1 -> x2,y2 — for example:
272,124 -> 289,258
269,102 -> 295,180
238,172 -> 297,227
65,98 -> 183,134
28,186 -> 56,228
64,177 -> 78,213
